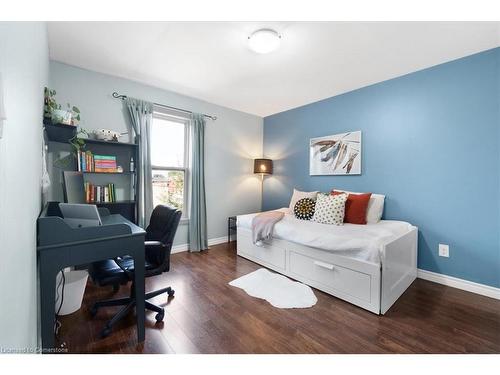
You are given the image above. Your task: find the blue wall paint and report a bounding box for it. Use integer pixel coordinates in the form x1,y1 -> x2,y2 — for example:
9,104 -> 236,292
263,48 -> 500,288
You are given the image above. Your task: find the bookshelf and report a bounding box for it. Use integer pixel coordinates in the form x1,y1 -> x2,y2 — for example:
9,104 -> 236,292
45,123 -> 138,223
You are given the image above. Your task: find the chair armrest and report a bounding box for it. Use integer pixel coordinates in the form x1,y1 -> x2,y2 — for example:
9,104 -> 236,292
114,257 -> 134,278
145,241 -> 164,248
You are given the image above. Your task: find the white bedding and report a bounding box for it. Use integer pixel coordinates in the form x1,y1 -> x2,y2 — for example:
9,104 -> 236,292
237,208 -> 413,264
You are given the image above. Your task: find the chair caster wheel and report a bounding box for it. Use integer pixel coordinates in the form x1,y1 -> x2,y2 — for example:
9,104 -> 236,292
101,326 -> 112,338
90,306 -> 98,317
155,310 -> 165,322
167,289 -> 175,297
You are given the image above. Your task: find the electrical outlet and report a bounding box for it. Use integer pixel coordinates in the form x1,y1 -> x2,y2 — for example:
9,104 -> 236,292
439,244 -> 449,258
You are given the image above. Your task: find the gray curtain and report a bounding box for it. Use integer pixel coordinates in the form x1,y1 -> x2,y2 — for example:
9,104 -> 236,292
125,98 -> 153,228
189,113 -> 208,252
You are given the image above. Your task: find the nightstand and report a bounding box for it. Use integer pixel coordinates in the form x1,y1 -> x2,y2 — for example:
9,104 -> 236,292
227,216 -> 237,243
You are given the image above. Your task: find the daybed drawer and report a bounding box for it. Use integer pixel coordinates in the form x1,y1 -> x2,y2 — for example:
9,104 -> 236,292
239,241 -> 286,270
289,251 -> 371,302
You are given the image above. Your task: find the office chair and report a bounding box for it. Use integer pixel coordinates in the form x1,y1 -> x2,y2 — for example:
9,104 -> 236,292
88,205 -> 182,337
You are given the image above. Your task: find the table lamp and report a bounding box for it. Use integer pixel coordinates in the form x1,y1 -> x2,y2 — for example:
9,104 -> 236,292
254,158 -> 273,208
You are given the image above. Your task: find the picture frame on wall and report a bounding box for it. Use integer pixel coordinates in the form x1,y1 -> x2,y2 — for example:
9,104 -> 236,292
309,131 -> 361,175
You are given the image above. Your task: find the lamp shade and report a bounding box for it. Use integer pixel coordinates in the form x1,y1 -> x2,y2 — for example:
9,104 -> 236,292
254,158 -> 273,175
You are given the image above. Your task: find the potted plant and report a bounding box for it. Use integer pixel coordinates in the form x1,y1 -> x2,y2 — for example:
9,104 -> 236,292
53,127 -> 89,169
43,87 -> 57,125
68,104 -> 81,126
69,128 -> 88,153
43,87 -> 81,126
43,87 -> 84,142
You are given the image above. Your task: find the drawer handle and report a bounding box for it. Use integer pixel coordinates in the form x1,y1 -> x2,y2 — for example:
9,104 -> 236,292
314,260 -> 334,270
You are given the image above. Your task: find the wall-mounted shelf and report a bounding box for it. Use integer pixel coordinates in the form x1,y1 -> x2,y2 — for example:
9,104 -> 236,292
82,171 -> 135,175
44,122 -> 137,147
83,138 -> 138,147
94,200 -> 136,205
44,122 -> 77,143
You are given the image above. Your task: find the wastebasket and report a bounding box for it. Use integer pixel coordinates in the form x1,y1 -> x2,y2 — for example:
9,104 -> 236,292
55,270 -> 89,315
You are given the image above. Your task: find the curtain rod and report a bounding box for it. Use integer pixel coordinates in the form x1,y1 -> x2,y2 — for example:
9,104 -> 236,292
112,92 -> 217,121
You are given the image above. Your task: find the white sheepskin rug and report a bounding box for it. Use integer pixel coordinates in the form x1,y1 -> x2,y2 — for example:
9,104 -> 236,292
229,268 -> 317,308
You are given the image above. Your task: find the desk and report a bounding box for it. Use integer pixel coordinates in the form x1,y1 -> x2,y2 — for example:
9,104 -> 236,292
37,202 -> 146,350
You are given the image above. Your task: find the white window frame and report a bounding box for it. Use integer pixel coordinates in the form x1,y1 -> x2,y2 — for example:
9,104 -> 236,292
151,108 -> 190,222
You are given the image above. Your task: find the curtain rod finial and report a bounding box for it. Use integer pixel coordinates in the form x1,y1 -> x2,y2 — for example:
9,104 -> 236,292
112,92 -> 127,100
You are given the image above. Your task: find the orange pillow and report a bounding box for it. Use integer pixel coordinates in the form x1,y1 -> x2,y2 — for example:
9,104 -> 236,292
331,191 -> 372,224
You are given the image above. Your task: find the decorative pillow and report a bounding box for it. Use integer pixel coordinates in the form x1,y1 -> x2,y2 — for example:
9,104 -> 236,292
332,191 -> 372,224
293,198 -> 316,220
332,190 -> 385,223
288,189 -> 319,211
312,193 -> 348,225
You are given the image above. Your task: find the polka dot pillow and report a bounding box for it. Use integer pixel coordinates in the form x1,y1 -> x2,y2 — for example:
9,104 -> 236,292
294,197 -> 316,220
312,193 -> 348,225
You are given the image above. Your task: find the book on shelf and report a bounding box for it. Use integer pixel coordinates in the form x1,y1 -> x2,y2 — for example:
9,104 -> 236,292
84,182 -> 117,203
77,152 -> 118,173
77,150 -> 95,172
94,154 -> 117,173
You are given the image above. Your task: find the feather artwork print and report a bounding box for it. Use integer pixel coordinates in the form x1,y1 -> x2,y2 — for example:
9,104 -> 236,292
321,141 -> 340,162
309,131 -> 361,175
342,150 -> 359,174
333,142 -> 348,171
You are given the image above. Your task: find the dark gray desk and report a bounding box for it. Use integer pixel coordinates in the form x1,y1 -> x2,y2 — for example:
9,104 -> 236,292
37,202 -> 146,350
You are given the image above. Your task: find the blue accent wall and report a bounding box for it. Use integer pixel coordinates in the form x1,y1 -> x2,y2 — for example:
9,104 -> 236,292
263,48 -> 500,288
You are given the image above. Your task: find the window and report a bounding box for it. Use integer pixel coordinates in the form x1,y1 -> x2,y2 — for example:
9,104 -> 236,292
151,111 -> 189,218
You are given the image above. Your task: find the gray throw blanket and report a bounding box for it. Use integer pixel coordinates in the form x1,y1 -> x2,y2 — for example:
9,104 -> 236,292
251,211 -> 285,246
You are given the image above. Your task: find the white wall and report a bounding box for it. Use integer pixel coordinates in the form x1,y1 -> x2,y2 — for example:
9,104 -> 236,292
49,62 -> 263,246
0,23 -> 49,351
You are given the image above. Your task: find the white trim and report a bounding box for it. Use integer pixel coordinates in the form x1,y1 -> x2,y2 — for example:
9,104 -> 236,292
171,236 -> 231,254
208,236 -> 229,247
171,243 -> 189,254
417,269 -> 500,300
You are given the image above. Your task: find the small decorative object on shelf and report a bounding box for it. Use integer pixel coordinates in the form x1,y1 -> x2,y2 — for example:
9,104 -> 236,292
93,128 -> 126,142
130,157 -> 135,172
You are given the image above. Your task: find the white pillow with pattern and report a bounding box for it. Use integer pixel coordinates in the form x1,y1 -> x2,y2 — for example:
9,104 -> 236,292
312,193 -> 348,225
289,188 -> 319,211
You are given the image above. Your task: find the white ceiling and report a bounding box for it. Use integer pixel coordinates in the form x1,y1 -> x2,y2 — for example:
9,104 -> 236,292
47,22 -> 500,117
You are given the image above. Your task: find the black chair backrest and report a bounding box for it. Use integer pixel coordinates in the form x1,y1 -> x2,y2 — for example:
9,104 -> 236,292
145,205 -> 182,270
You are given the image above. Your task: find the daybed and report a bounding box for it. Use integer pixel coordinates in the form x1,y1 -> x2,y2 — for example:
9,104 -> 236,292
236,209 -> 417,314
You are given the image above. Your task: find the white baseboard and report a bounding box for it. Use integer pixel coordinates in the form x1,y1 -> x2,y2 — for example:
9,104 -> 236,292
171,235 -> 232,254
417,269 -> 500,300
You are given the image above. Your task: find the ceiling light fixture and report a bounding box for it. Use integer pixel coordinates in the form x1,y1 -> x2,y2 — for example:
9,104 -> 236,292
248,29 -> 281,54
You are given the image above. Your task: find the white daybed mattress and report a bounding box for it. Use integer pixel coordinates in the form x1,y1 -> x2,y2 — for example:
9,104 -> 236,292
237,208 -> 413,264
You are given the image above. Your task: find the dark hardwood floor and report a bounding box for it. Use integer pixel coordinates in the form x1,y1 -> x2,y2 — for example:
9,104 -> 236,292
56,241 -> 500,354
